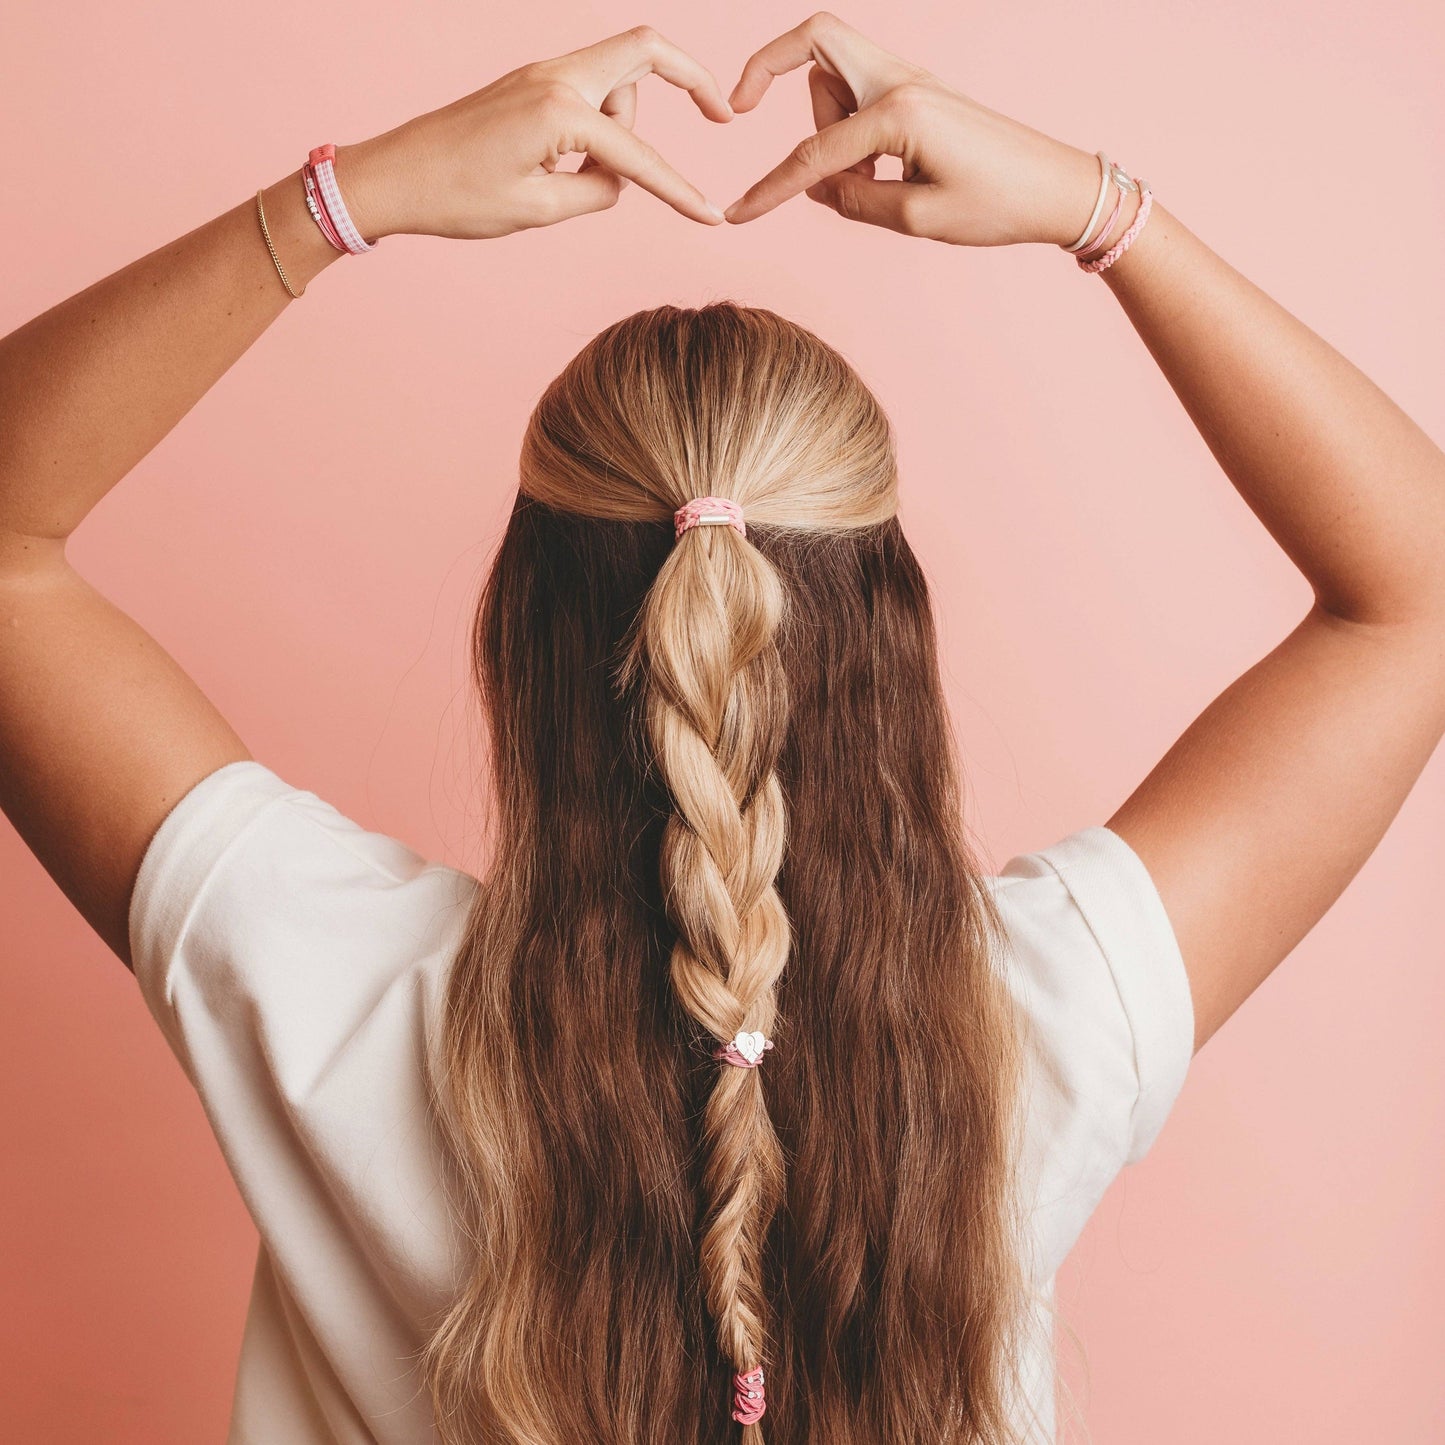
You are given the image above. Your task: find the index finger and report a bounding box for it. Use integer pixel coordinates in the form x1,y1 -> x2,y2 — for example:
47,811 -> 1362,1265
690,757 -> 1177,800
724,107 -> 897,223
729,12 -> 916,114
551,25 -> 733,123
575,109 -> 725,224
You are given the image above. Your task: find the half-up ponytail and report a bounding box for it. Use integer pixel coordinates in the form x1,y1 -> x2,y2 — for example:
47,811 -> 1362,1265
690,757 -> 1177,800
424,302 -> 1042,1445
622,507 -> 790,1433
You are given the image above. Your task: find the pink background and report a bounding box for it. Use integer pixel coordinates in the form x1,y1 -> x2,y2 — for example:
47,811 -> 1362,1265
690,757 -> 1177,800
3,2 -> 1443,1440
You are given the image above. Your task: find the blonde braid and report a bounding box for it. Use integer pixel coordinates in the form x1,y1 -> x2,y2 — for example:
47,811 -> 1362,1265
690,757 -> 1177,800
626,506 -> 791,1435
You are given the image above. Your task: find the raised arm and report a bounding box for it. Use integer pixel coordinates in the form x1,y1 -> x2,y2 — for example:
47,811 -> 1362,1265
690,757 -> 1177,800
1091,208 -> 1445,1052
725,12 -> 1445,1053
0,28 -> 730,967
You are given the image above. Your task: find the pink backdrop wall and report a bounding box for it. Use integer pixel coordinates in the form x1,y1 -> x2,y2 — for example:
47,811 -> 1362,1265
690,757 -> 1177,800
3,2 -> 1443,1440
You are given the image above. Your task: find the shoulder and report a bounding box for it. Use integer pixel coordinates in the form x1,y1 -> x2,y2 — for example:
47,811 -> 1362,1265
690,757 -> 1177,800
128,758 -> 478,1085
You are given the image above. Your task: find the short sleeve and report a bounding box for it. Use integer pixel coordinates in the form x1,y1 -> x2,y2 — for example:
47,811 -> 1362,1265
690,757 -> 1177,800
127,758 -> 475,1088
989,824 -> 1195,1279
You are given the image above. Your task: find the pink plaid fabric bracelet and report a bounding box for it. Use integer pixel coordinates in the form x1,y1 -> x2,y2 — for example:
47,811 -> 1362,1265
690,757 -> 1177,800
302,144 -> 378,255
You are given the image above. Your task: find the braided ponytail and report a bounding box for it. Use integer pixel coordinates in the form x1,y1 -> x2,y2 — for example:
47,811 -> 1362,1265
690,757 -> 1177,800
622,498 -> 790,1433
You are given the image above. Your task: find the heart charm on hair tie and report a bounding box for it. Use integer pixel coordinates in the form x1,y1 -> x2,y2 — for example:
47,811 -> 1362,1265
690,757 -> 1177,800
674,495 -> 745,540
715,1031 -> 773,1068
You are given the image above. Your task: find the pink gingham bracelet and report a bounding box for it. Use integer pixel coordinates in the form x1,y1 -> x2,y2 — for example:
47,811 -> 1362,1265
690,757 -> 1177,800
304,143 -> 378,255
1079,179 -> 1153,273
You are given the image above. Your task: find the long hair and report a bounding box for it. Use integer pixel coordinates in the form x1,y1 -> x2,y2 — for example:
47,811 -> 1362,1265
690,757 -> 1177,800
421,303 -> 1040,1443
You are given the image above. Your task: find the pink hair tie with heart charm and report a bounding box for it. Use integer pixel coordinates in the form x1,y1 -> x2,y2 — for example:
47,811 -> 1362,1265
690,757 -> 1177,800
715,1030 -> 773,1069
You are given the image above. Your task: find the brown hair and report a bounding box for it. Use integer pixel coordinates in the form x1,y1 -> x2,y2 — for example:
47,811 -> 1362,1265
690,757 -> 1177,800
422,303 -> 1041,1443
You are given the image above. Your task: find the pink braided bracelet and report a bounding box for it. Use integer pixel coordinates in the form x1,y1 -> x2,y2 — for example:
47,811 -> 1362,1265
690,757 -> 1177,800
1079,179 -> 1153,273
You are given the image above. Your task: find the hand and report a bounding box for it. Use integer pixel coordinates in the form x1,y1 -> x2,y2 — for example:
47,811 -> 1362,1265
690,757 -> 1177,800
723,12 -> 1105,249
333,26 -> 732,240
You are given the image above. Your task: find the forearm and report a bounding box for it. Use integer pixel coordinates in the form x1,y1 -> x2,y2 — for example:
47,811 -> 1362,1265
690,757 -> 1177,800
1097,196 -> 1445,626
0,148 -> 384,545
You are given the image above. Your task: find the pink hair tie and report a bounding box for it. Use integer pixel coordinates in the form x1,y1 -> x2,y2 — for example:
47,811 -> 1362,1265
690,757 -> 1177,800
731,1366 -> 766,1424
302,161 -> 349,252
674,495 -> 745,540
714,1030 -> 773,1069
1074,186 -> 1124,261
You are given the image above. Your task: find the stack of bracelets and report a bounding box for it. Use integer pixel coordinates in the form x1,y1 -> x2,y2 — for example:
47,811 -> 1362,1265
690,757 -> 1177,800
255,144 -> 378,300
1060,150 -> 1154,273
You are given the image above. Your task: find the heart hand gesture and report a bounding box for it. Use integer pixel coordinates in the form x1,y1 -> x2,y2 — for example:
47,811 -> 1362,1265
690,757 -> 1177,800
336,14 -> 1103,251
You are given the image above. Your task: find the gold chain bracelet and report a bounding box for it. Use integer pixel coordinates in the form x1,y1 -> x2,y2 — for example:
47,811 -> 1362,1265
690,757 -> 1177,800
255,188 -> 304,299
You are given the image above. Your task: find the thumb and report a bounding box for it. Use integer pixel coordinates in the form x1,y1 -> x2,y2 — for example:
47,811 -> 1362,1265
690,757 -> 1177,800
540,166 -> 625,223
806,174 -> 921,235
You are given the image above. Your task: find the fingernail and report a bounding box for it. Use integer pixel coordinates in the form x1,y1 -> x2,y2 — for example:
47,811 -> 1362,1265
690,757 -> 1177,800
723,201 -> 742,223
705,202 -> 727,223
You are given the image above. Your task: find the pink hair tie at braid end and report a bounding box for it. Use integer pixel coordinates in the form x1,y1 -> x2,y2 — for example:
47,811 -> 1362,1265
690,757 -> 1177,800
714,1030 -> 773,1069
674,495 -> 746,540
731,1366 -> 766,1425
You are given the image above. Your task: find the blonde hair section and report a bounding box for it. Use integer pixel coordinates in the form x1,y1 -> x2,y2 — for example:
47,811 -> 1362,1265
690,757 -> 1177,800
621,517 -> 788,1423
515,308 -> 898,537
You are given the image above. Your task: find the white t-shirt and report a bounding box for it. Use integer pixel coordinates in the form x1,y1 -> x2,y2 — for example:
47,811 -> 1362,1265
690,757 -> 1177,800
129,759 -> 1195,1445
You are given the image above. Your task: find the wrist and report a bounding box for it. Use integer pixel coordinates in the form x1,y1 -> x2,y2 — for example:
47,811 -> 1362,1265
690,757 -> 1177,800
1041,144 -> 1113,249
256,171 -> 348,292
331,138 -> 410,241
1098,196 -> 1169,286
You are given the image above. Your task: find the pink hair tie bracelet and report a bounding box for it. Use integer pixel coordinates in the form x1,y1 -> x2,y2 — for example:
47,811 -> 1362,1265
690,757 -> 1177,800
714,1030 -> 773,1069
674,495 -> 746,540
303,143 -> 378,255
1074,173 -> 1129,262
1079,178 -> 1153,274
1061,151 -> 1154,274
